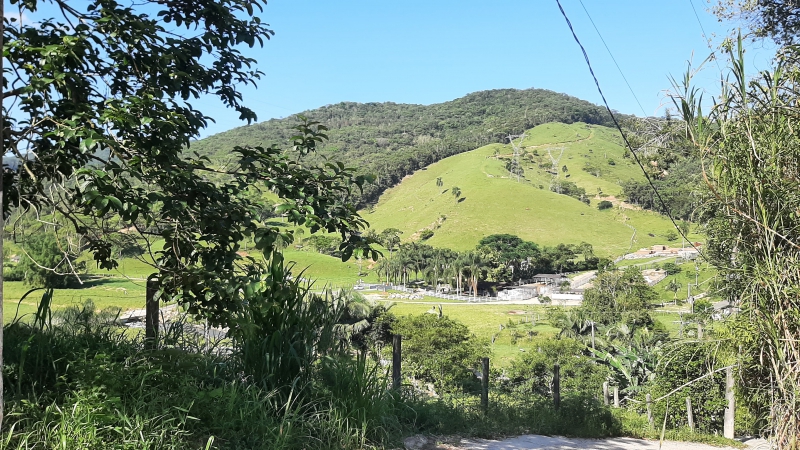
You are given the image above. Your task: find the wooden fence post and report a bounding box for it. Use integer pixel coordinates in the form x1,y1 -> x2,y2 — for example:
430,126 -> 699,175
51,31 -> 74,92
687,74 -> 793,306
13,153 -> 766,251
686,396 -> 695,432
724,366 -> 735,439
602,381 -> 610,406
553,363 -> 561,410
145,278 -> 159,349
392,335 -> 402,390
697,322 -> 703,340
613,386 -> 619,408
481,357 -> 489,414
646,393 -> 653,427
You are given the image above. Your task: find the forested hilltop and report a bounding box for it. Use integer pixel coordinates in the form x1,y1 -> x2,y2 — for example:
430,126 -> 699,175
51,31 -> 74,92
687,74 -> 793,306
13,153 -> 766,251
191,88 -> 618,205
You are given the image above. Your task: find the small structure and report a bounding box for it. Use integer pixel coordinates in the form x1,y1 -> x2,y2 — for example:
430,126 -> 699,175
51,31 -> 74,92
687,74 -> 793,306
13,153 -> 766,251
641,269 -> 667,286
530,273 -> 569,286
623,243 -> 704,260
497,288 -> 536,301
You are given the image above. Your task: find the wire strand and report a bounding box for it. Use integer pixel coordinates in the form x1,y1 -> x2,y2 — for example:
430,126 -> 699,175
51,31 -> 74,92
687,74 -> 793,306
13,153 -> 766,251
687,0 -> 724,72
554,0 -> 703,258
577,0 -> 648,117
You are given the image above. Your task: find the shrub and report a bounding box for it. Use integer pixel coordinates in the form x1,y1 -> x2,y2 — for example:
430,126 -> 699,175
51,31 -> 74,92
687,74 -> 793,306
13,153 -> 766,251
231,256 -> 345,392
661,262 -> 682,275
302,234 -> 343,256
598,200 -> 614,210
391,314 -> 489,393
15,232 -> 81,288
419,229 -> 434,240
503,337 -> 610,397
645,342 -> 727,433
3,289 -> 408,449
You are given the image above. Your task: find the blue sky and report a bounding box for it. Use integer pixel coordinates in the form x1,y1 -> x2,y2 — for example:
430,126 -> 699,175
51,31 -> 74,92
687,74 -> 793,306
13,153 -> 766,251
190,0 -> 774,137
12,0 -> 775,138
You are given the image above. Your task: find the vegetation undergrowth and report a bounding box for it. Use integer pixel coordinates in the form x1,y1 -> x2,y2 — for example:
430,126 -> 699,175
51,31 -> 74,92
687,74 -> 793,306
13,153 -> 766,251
2,279 -> 745,448
1,299 -> 415,449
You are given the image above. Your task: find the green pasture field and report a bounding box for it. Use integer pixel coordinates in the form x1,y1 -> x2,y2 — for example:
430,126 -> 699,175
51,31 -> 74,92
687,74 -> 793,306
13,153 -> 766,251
387,301 -> 557,367
5,255 -> 157,323
362,122 -> 702,256
652,260 -> 719,306
385,299 -> 684,367
4,278 -> 147,324
282,248 -> 380,287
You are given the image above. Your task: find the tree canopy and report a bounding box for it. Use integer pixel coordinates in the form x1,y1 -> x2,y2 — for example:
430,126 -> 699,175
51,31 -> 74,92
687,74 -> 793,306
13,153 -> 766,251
2,0 -> 375,325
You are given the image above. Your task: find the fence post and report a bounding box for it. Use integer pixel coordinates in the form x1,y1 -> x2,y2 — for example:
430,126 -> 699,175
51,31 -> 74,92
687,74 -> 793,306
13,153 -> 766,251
553,363 -> 561,410
603,381 -> 610,406
724,366 -> 735,439
646,393 -> 653,427
392,335 -> 402,390
686,396 -> 695,432
481,357 -> 489,414
145,278 -> 159,349
697,322 -> 704,340
613,386 -> 619,408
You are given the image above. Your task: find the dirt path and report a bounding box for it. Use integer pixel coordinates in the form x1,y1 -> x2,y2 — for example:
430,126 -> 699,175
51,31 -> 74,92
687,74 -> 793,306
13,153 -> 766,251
406,435 -> 772,450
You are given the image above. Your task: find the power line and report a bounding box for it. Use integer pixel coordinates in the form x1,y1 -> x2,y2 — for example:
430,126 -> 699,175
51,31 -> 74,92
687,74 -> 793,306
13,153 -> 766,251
554,0 -> 703,259
687,0 -> 724,71
577,0 -> 648,117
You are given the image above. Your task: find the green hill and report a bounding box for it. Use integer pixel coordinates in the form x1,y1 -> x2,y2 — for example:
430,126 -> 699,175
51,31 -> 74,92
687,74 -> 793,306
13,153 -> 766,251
190,88 -> 619,206
362,122 -> 689,256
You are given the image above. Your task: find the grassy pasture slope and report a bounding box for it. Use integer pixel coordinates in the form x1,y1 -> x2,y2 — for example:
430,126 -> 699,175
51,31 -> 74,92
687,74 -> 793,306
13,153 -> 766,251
3,257 -> 158,323
364,122 -> 692,255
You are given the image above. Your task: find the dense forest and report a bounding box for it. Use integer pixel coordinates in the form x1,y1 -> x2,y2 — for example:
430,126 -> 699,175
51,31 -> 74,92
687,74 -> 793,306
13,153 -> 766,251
190,89 -> 618,205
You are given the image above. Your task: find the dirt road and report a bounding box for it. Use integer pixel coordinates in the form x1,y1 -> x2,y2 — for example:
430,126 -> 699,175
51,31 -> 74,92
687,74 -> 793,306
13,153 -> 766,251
405,434 -> 772,450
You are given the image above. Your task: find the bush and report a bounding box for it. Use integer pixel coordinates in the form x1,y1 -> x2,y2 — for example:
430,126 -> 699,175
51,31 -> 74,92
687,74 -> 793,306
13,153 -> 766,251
598,200 -> 614,210
665,231 -> 679,242
645,342 -> 727,433
302,234 -> 343,256
661,262 -> 682,275
3,290 -> 409,449
392,314 -> 489,393
503,337 -> 610,397
232,255 -> 343,392
550,180 -> 587,201
419,229 -> 434,240
15,232 -> 80,288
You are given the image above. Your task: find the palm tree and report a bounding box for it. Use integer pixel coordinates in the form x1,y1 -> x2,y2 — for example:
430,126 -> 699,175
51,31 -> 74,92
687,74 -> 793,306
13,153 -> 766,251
665,278 -> 683,304
451,255 -> 467,295
464,251 -> 485,297
451,186 -> 461,204
333,289 -> 394,351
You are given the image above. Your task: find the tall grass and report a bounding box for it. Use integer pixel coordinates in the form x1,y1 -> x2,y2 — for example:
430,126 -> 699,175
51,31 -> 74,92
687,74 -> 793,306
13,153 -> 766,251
677,37 -> 800,448
1,290 -> 411,449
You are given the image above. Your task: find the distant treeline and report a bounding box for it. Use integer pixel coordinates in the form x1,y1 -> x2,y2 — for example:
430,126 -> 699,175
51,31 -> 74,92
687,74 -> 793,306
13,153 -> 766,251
191,88 -> 619,206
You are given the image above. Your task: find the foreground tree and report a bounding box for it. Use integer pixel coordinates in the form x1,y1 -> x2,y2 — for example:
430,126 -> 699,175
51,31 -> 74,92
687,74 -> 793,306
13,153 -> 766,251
715,0 -> 800,45
677,37 -> 800,447
1,0 -> 375,426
